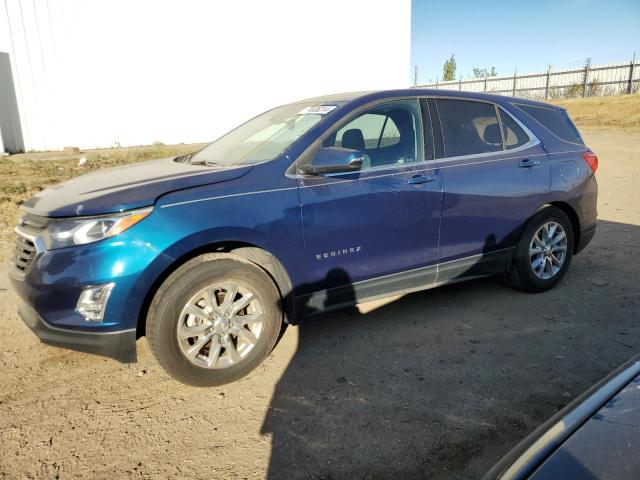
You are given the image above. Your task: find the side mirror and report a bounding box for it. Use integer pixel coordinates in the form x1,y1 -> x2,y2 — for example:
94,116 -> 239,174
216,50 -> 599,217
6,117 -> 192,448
300,147 -> 364,176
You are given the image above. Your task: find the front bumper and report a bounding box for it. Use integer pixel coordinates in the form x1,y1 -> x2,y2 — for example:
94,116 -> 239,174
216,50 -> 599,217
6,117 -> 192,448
18,303 -> 137,363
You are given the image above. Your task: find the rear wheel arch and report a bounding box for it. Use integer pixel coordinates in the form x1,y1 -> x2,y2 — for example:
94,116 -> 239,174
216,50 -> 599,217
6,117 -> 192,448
548,202 -> 581,254
136,242 -> 294,338
521,202 -> 581,254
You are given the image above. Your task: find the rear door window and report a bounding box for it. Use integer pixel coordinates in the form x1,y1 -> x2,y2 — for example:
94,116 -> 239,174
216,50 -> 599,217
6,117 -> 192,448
435,99 -> 503,157
498,109 -> 530,150
517,104 -> 583,144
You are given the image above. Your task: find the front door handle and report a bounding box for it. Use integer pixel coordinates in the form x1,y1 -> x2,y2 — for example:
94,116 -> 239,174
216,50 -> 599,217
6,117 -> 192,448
519,159 -> 540,168
408,174 -> 436,185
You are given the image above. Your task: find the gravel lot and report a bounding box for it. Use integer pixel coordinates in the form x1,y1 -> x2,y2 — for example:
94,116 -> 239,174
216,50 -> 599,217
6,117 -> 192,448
0,127 -> 638,479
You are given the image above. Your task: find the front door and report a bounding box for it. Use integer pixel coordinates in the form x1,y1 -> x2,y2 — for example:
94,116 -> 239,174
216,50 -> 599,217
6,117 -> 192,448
296,98 -> 443,311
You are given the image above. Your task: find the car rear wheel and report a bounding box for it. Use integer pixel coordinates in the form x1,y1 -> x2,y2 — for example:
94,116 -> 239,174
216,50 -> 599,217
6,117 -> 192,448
146,253 -> 282,386
507,206 -> 574,292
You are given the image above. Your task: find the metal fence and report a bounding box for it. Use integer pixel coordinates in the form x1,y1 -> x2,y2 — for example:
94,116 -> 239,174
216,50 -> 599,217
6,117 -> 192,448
415,57 -> 640,100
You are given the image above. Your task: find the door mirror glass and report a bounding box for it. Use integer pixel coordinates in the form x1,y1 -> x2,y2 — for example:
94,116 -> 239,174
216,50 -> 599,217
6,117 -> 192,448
301,147 -> 364,176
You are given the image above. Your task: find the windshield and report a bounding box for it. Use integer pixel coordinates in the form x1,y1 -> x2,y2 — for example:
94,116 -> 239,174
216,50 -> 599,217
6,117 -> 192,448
191,102 -> 343,166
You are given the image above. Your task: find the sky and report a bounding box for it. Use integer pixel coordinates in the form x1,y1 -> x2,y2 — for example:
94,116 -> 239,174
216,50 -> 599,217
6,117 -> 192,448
411,0 -> 640,84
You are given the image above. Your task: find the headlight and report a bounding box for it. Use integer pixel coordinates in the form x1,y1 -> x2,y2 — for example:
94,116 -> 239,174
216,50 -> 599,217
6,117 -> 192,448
43,207 -> 152,249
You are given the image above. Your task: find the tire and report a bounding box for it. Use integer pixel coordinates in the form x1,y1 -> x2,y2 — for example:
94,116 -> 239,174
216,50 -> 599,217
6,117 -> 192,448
507,206 -> 574,293
146,253 -> 282,387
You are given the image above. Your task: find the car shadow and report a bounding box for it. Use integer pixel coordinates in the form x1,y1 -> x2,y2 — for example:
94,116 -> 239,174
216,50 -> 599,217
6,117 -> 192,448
260,219 -> 640,479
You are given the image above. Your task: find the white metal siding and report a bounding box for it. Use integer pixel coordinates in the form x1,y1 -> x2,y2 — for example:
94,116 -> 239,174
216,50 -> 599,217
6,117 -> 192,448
1,0 -> 411,151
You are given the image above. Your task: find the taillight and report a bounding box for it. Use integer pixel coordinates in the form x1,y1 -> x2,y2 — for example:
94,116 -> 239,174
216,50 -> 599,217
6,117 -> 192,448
583,151 -> 598,173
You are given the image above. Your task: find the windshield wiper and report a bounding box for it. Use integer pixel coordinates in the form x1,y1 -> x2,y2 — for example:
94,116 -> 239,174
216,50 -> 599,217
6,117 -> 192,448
176,155 -> 232,167
174,154 -> 221,167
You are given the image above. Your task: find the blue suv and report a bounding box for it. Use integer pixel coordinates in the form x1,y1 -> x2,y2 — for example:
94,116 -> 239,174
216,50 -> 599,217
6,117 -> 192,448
10,90 -> 598,386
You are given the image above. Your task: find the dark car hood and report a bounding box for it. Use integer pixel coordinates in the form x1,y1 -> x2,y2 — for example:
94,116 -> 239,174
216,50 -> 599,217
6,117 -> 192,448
21,158 -> 252,217
530,372 -> 640,479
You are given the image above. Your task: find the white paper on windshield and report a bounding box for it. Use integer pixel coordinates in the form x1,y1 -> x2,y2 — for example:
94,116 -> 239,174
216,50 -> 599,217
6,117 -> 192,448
298,105 -> 337,115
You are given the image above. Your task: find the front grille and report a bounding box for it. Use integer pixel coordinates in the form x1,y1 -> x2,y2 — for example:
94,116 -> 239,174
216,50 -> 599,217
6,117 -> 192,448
12,212 -> 49,274
13,232 -> 38,272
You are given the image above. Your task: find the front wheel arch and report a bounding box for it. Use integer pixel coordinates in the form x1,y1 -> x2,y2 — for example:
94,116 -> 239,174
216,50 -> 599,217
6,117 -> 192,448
136,242 -> 294,338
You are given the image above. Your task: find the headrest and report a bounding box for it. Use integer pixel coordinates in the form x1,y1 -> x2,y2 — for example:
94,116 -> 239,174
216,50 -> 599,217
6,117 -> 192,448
341,129 -> 365,152
483,123 -> 502,144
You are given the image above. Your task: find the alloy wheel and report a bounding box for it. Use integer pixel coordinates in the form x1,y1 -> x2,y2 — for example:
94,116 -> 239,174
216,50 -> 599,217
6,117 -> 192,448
176,282 -> 264,369
529,221 -> 568,280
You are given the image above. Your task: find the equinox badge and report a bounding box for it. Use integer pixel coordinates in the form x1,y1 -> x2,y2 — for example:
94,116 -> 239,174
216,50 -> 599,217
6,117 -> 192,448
316,246 -> 362,260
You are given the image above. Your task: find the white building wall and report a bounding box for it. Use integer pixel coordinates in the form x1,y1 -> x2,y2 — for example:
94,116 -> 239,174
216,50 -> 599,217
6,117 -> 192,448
0,0 -> 410,151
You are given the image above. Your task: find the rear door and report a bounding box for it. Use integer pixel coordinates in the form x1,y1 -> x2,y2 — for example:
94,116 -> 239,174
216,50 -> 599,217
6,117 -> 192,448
431,97 -> 549,281
296,98 -> 443,309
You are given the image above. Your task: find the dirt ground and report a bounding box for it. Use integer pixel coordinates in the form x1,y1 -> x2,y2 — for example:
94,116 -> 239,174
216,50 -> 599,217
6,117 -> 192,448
0,127 -> 639,479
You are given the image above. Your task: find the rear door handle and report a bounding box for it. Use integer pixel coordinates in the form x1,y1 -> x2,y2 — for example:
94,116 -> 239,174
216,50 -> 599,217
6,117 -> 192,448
407,174 -> 436,185
519,159 -> 540,168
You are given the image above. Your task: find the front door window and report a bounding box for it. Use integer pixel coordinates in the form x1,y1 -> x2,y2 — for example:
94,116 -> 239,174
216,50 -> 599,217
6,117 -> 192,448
322,99 -> 426,170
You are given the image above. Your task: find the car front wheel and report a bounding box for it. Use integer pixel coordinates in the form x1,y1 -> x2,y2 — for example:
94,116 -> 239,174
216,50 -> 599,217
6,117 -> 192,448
146,253 -> 283,386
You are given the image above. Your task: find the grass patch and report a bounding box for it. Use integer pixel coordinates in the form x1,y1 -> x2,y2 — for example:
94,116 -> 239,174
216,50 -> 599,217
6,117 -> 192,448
549,94 -> 640,131
0,143 -> 204,259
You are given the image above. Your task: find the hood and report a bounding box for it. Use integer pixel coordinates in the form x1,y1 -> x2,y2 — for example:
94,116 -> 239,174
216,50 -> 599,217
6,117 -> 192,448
530,372 -> 640,479
21,157 -> 252,217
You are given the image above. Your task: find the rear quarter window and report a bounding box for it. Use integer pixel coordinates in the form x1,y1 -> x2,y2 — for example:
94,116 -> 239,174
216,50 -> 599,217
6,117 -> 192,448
517,104 -> 583,145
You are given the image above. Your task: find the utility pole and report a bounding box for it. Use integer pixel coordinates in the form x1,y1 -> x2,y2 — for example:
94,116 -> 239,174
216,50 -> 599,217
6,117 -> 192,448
628,52 -> 636,94
544,63 -> 551,99
414,65 -> 419,87
582,57 -> 591,97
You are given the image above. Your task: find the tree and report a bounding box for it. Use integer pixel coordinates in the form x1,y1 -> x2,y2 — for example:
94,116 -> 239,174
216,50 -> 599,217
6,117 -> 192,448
472,66 -> 498,78
442,55 -> 456,81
